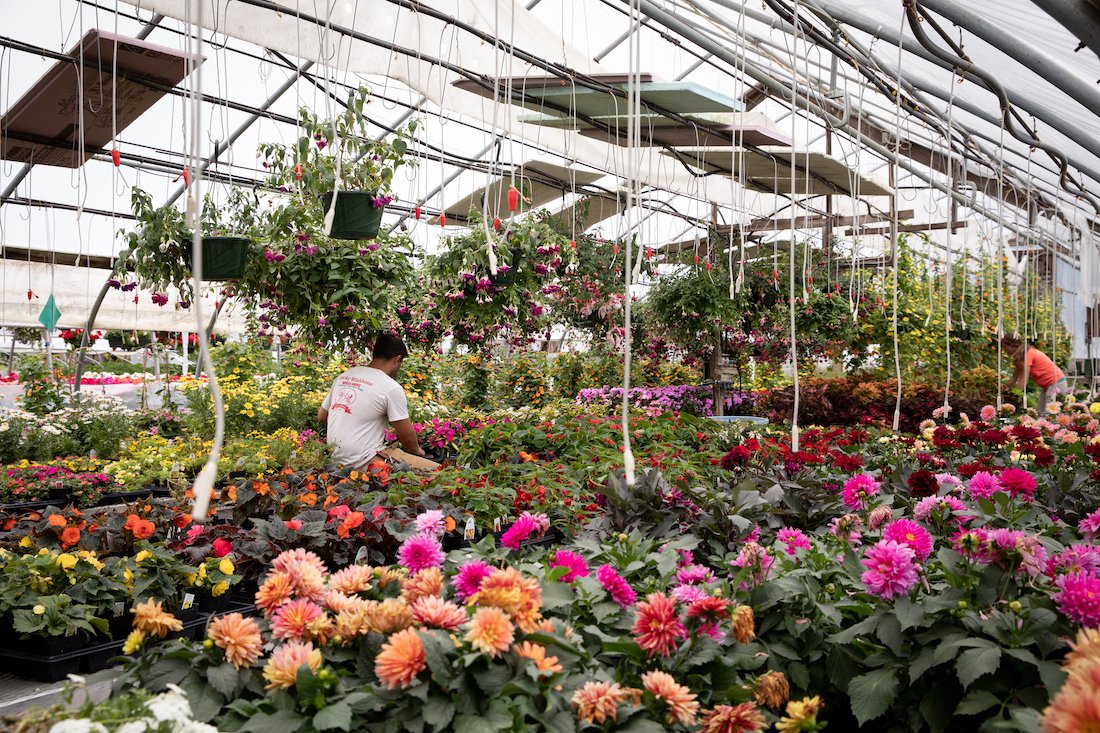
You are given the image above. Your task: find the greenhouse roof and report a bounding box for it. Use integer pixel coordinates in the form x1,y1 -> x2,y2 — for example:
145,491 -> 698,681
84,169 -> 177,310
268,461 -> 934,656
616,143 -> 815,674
1,0 -> 1099,327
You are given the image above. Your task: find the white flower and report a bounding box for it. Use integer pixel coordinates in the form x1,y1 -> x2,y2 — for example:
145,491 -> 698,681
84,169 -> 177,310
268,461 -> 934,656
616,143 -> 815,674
173,722 -> 220,733
145,688 -> 192,725
116,720 -> 151,733
48,721 -> 108,733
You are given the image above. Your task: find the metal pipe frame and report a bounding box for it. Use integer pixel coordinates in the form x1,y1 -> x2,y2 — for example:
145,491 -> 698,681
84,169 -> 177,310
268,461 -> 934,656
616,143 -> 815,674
1028,0 -> 1100,60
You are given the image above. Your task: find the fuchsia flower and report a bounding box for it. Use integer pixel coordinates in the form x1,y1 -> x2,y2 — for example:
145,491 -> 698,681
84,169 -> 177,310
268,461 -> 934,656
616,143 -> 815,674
670,584 -> 709,604
914,495 -> 972,525
396,533 -> 444,573
452,560 -> 493,601
860,540 -> 919,599
549,550 -> 590,583
882,519 -> 934,561
596,564 -> 636,607
731,542 -> 774,589
966,472 -> 1001,500
1052,572 -> 1100,626
1046,545 -> 1100,578
1079,509 -> 1100,540
776,528 -> 811,556
842,474 -> 880,511
998,468 -> 1038,502
500,515 -> 538,550
676,564 -> 716,585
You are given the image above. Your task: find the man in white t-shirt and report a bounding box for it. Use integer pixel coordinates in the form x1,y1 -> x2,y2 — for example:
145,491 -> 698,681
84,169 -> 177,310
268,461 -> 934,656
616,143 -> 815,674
318,334 -> 439,471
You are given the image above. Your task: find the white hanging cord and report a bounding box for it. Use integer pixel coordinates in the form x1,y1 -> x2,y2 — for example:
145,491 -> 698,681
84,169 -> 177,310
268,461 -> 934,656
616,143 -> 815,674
186,0 -> 223,524
787,0 -> 802,453
942,72 -> 958,414
621,0 -> 643,486
890,8 -> 904,431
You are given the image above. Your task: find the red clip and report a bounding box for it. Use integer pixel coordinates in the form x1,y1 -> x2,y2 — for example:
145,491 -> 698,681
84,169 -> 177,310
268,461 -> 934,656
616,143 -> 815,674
507,186 -> 519,212
439,214 -> 447,228
26,290 -> 33,301
570,239 -> 576,249
182,168 -> 190,186
414,206 -> 421,221
693,254 -> 699,265
646,247 -> 653,260
111,148 -> 121,167
493,217 -> 501,231
133,295 -> 139,304
772,269 -> 779,282
705,261 -> 712,271
294,164 -> 302,181
808,275 -> 814,285
613,243 -> 619,256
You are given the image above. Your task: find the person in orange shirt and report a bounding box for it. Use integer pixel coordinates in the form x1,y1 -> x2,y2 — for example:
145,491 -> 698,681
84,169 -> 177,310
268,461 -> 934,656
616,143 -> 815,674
1002,335 -> 1068,415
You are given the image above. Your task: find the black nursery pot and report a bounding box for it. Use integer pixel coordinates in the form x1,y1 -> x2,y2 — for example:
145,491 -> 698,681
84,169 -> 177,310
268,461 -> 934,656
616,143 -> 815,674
183,236 -> 251,281
321,191 -> 385,240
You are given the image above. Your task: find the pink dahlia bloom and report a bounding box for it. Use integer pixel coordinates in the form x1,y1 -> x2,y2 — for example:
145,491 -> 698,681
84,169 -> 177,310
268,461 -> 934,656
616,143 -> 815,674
882,519 -> 934,561
548,550 -> 590,583
914,495 -> 972,525
966,471 -> 1001,500
1053,572 -> 1100,626
452,560 -> 493,601
1047,545 -> 1100,578
414,510 -> 447,536
676,564 -> 716,585
860,539 -> 919,599
670,584 -> 709,604
500,515 -> 537,550
776,528 -> 812,556
1079,509 -> 1100,540
999,468 -> 1038,502
842,473 -> 880,511
397,533 -> 444,573
596,564 -> 636,607
980,405 -> 998,422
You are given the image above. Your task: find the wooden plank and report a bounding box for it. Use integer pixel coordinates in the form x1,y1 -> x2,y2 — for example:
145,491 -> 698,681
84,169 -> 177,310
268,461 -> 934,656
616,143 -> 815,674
844,220 -> 968,235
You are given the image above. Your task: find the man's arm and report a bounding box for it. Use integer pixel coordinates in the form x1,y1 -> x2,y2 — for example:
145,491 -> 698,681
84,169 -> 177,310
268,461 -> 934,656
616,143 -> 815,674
318,406 -> 329,424
390,418 -> 425,456
1009,352 -> 1027,391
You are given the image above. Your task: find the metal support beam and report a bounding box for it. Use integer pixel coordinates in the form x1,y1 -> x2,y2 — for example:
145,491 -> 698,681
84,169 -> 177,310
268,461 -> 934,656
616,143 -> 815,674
387,138 -> 500,233
1029,0 -> 1100,60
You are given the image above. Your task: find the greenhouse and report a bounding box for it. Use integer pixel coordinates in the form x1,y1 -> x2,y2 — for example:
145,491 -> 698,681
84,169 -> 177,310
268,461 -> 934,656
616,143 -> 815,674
1,0 -> 1100,730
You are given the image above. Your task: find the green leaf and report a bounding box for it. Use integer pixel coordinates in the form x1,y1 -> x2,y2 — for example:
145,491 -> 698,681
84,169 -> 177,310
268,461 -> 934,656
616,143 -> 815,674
181,674 -> 225,722
313,701 -> 352,732
422,698 -> 455,729
207,662 -> 239,698
473,665 -> 512,697
895,597 -> 926,630
957,646 -> 1001,689
828,615 -> 878,644
680,636 -> 721,669
848,668 -> 900,725
452,716 -> 484,733
876,613 -> 903,655
955,689 -> 1001,716
909,646 -> 939,682
238,709 -> 306,733
540,581 -> 574,611
620,719 -> 668,733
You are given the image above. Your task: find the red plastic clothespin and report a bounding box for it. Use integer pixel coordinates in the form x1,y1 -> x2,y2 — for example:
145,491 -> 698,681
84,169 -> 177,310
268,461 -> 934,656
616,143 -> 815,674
294,164 -> 303,181
439,214 -> 447,228
111,148 -> 121,167
493,217 -> 501,231
570,239 -> 576,249
507,186 -> 519,212
26,290 -> 33,301
414,206 -> 421,221
705,261 -> 712,271
808,275 -> 814,285
612,243 -> 619,256
693,254 -> 699,265
181,168 -> 190,186
133,295 -> 139,304
646,247 -> 653,260
772,269 -> 779,283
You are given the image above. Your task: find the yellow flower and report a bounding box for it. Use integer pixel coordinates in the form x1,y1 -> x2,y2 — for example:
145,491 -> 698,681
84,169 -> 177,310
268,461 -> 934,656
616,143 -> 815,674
19,536 -> 33,549
219,557 -> 235,575
186,573 -> 198,585
134,550 -> 152,564
56,553 -> 77,570
212,581 -> 229,597
32,604 -> 45,615
122,630 -> 146,654
198,564 -> 207,579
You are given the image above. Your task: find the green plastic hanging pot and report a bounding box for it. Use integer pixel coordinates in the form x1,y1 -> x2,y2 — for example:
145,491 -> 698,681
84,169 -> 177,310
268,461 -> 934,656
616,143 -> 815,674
321,191 -> 385,240
183,236 -> 251,281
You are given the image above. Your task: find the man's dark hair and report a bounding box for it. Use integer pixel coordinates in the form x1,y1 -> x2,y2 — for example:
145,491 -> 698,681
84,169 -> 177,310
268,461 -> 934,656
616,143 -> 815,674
372,333 -> 409,360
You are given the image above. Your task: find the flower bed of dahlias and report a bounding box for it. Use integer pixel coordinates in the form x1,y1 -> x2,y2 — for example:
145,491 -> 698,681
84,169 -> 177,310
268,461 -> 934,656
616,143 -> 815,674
4,397 -> 1100,733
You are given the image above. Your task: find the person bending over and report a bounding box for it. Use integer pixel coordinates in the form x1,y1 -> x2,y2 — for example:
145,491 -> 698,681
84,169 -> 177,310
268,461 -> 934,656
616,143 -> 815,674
1002,334 -> 1067,416
318,333 -> 439,471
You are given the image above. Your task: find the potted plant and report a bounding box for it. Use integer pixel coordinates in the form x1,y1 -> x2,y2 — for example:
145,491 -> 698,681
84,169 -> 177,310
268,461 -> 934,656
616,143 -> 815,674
258,86 -> 415,240
12,327 -> 41,346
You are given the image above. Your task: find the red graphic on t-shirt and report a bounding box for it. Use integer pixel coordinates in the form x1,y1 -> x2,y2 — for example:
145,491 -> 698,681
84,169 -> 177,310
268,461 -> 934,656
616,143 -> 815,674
331,387 -> 356,414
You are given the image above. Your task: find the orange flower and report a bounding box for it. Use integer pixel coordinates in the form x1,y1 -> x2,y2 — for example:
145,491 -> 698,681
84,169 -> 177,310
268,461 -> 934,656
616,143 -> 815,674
208,613 -> 263,669
262,641 -> 322,689
131,599 -> 183,638
256,571 -> 296,616
775,696 -> 825,733
299,492 -> 318,507
47,514 -> 66,528
225,485 -> 238,502
754,671 -> 790,710
410,596 -> 467,631
642,670 -> 699,725
698,703 -> 766,733
444,516 -> 457,532
571,681 -> 635,724
731,605 -> 756,644
374,628 -> 426,689
513,641 -> 562,675
173,514 -> 192,529
1064,628 -> 1100,675
464,606 -> 514,657
253,481 -> 271,496
59,527 -> 81,548
402,567 -> 443,605
132,519 -> 155,540
632,592 -> 686,657
328,565 -> 374,595
365,598 -> 414,634
470,567 -> 543,632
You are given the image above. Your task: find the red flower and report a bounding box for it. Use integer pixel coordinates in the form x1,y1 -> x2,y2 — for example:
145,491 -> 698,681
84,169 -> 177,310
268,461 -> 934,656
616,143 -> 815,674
212,538 -> 233,557
285,519 -> 303,531
907,469 -> 939,498
834,453 -> 863,472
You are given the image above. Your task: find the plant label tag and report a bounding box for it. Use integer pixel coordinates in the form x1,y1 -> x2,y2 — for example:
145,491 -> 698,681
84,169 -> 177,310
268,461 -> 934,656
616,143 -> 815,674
114,601 -> 125,617
182,592 -> 195,610
493,517 -> 501,533
354,547 -> 370,565
464,516 -> 475,540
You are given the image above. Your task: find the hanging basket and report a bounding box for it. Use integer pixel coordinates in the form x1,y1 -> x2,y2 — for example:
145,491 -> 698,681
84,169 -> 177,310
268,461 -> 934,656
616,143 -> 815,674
321,191 -> 385,240
183,236 -> 251,281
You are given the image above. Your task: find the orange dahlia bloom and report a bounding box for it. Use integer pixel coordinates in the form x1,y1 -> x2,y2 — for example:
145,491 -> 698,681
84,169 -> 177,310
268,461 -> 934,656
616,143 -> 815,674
470,567 -> 543,632
465,606 -> 515,657
642,670 -> 699,725
699,702 -> 766,733
514,641 -> 563,675
59,527 -> 81,548
331,608 -> 371,642
365,598 -> 414,634
754,670 -> 791,710
131,599 -> 182,638
731,605 -> 756,644
208,613 -> 263,669
255,571 -> 296,615
1064,627 -> 1100,675
571,681 -> 636,724
328,565 -> 374,595
411,596 -> 468,631
375,628 -> 426,689
631,592 -> 686,657
47,514 -> 66,527
1042,661 -> 1100,733
263,641 -> 322,690
401,566 -> 444,605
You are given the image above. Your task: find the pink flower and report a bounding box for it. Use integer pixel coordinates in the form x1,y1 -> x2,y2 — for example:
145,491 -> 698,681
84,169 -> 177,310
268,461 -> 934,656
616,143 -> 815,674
270,598 -> 325,641
776,528 -> 811,556
414,510 -> 447,536
966,471 -> 1001,500
882,519 -> 934,561
860,540 -> 919,599
1079,509 -> 1100,540
676,565 -> 716,585
998,468 -> 1037,502
548,550 -> 589,583
867,506 -> 894,532
212,538 -> 233,557
842,474 -> 880,511
670,584 -> 709,604
914,495 -> 972,525
980,405 -> 998,422
396,533 -> 444,573
500,515 -> 537,550
1047,545 -> 1100,578
285,520 -> 303,531
596,564 -> 636,607
731,542 -> 774,589
1053,572 -> 1100,626
452,560 -> 493,601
